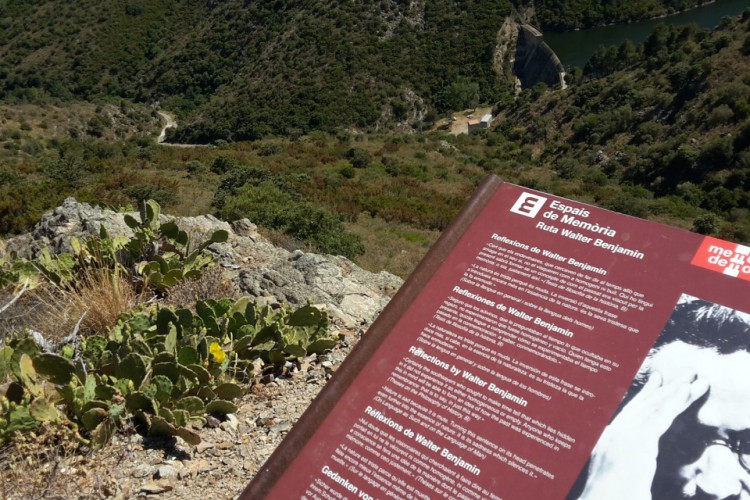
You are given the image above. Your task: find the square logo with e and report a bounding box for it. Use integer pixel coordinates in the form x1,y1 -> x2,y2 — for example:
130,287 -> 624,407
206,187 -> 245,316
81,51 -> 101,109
510,193 -> 547,218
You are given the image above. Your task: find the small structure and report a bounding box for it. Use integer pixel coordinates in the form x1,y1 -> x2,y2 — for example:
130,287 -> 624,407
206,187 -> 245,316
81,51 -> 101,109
468,113 -> 493,133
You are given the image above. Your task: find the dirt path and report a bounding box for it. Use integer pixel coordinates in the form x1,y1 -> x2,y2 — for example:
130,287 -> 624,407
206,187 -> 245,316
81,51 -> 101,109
157,111 -> 177,143
156,111 -> 203,148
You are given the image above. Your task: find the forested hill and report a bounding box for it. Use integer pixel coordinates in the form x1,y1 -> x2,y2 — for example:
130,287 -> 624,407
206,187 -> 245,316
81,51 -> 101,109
1,3 -> 750,274
534,0 -> 708,31
0,0 -> 516,142
494,13 -> 750,241
0,0 -> 710,142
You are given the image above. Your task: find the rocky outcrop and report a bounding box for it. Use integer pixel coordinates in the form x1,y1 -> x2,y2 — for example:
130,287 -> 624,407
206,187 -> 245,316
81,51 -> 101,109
377,0 -> 425,40
513,24 -> 566,90
2,198 -> 403,329
493,17 -> 518,83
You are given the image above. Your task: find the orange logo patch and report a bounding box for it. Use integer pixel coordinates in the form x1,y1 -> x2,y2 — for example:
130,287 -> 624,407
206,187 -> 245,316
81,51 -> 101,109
691,236 -> 750,280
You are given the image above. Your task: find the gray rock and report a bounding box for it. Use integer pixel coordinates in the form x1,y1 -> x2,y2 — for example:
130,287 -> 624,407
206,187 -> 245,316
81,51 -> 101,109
269,420 -> 293,434
4,197 -> 134,259
154,464 -> 181,480
131,464 -> 152,479
235,250 -> 401,327
230,218 -> 260,240
327,350 -> 349,365
205,415 -> 221,428
1,199 -> 403,329
139,481 -> 173,494
220,414 -> 239,435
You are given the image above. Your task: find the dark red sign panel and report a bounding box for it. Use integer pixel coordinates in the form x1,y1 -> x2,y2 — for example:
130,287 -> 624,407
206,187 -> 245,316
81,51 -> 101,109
242,177 -> 750,499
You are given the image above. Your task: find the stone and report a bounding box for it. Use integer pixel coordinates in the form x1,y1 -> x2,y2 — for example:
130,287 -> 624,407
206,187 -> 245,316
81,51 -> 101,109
155,464 -> 181,480
131,464 -> 152,479
195,441 -> 216,454
139,480 -> 174,494
220,414 -> 239,434
269,420 -> 293,434
231,218 -> 260,239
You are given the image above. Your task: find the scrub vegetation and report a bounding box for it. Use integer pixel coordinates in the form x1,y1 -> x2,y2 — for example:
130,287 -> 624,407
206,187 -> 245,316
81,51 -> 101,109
0,5 -> 748,277
1,0 -> 750,494
0,200 -> 336,449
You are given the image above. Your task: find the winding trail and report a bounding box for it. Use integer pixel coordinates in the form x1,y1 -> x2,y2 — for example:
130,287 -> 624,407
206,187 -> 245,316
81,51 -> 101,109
156,111 -> 176,143
156,111 -> 203,148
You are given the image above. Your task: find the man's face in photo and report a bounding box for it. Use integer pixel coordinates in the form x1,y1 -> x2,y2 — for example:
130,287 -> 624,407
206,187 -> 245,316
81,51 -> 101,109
646,342 -> 750,499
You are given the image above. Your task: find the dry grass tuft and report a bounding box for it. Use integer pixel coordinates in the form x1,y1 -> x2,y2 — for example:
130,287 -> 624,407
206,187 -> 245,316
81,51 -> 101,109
0,264 -> 237,342
1,267 -> 141,342
72,267 -> 140,336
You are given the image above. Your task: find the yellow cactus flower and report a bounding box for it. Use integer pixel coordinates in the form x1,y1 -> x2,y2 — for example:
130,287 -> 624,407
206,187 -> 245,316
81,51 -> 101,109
209,342 -> 226,363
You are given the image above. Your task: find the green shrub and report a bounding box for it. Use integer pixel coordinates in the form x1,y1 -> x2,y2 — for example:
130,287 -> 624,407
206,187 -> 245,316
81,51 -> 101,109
693,213 -> 719,235
212,165 -> 272,209
185,160 -> 207,177
125,184 -> 177,207
0,182 -> 66,234
221,183 -> 364,258
258,143 -> 282,156
709,104 -> 735,126
210,156 -> 235,175
554,158 -> 583,180
339,165 -> 355,179
346,147 -> 372,169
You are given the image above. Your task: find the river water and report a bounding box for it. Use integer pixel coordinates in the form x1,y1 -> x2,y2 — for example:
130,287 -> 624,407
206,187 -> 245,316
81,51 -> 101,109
544,0 -> 750,69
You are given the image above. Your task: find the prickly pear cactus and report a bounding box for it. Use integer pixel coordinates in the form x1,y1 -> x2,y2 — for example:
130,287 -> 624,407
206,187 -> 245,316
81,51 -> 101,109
0,297 -> 336,449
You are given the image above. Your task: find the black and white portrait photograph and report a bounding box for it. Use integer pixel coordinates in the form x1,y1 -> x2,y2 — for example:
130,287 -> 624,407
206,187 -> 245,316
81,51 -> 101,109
569,294 -> 750,499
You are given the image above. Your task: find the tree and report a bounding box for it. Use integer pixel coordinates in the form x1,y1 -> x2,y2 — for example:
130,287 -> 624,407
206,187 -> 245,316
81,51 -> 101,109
435,77 -> 480,113
692,213 -> 719,235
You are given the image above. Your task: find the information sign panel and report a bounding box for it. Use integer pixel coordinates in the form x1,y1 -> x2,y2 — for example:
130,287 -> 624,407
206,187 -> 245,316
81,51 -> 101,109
242,176 -> 750,499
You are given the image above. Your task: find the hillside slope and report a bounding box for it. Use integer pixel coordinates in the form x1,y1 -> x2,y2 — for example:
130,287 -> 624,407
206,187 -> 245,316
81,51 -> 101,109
533,0 -> 708,31
1,0 -> 712,141
2,5 -> 749,277
493,13 -> 750,241
0,0 -> 516,141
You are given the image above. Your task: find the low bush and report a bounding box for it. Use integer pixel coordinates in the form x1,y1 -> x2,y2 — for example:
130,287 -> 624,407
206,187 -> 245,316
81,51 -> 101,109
221,183 -> 364,258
